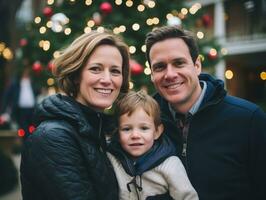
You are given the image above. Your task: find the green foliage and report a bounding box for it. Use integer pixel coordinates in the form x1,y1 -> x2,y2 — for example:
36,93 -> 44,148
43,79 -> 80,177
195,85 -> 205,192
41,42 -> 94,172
17,0 -> 222,93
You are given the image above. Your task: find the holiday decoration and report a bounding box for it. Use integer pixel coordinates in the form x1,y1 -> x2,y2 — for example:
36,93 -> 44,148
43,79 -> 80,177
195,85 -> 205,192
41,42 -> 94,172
19,38 -> 28,47
92,12 -> 102,25
167,16 -> 182,27
43,6 -> 53,17
47,61 -> 54,71
130,60 -> 143,75
51,13 -> 69,32
100,2 -> 113,15
16,0 -> 222,93
32,61 -> 42,73
202,14 -> 212,28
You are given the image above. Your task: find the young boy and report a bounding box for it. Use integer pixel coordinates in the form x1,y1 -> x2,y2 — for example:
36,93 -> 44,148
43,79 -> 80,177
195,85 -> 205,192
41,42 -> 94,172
107,90 -> 198,200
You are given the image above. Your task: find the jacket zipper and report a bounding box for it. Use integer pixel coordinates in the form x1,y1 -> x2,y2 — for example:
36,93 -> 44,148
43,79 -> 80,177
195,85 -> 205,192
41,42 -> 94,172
97,113 -> 103,152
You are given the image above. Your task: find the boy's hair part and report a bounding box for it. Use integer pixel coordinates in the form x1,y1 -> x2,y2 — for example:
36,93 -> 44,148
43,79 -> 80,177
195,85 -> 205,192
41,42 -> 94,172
116,90 -> 161,128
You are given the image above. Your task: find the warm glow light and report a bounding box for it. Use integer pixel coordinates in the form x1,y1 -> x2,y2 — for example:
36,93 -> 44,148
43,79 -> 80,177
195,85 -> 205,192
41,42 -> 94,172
126,0 -> 133,7
0,42 -> 5,52
129,46 -> 136,54
181,8 -> 188,15
113,27 -> 120,34
221,48 -> 228,55
199,54 -> 205,62
147,0 -> 155,8
119,25 -> 126,32
43,41 -> 50,51
145,61 -> 149,67
47,0 -> 54,5
144,67 -> 151,75
87,20 -> 95,27
84,27 -> 92,33
97,27 -> 104,33
53,51 -> 60,58
166,13 -> 174,19
153,17 -> 159,24
260,71 -> 266,80
129,81 -> 134,89
209,48 -> 217,56
225,70 -> 234,79
115,0 -> 122,5
137,4 -> 145,12
132,23 -> 140,31
64,28 -> 71,35
141,45 -> 146,52
34,17 -> 41,24
39,26 -> 47,34
3,48 -> 13,60
146,18 -> 153,25
197,31 -> 204,39
85,0 -> 92,6
47,78 -> 55,86
46,21 -> 52,28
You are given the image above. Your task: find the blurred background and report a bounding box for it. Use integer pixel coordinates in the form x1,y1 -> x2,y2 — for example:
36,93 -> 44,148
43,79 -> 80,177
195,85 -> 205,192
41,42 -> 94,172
0,0 -> 265,199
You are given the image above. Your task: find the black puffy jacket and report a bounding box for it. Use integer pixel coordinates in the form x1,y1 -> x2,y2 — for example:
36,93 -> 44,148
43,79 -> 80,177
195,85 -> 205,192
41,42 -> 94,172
20,94 -> 119,200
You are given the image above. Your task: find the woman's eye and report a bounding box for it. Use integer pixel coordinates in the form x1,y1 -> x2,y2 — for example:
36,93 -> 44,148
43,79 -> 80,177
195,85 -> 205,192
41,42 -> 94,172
89,66 -> 101,73
111,68 -> 122,75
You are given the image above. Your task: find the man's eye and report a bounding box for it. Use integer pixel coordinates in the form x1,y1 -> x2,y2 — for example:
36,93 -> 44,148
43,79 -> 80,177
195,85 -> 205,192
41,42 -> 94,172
152,64 -> 165,72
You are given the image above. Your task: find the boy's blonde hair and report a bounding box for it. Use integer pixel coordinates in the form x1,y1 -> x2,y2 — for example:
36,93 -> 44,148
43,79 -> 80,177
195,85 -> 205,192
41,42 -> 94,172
116,90 -> 161,128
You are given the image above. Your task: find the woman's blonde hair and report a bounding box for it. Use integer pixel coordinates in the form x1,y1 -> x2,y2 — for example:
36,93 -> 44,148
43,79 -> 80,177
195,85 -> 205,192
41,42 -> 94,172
52,30 -> 130,97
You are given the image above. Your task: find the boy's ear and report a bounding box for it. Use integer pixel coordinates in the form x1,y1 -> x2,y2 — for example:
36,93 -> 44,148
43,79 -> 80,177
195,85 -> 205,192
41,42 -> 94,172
155,124 -> 164,139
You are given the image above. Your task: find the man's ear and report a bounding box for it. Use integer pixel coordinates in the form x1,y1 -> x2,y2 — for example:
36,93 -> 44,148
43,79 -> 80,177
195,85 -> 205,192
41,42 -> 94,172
155,124 -> 164,139
195,56 -> 202,75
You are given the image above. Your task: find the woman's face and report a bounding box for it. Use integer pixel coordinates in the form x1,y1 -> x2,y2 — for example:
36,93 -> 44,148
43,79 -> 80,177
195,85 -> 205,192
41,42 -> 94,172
76,44 -> 123,111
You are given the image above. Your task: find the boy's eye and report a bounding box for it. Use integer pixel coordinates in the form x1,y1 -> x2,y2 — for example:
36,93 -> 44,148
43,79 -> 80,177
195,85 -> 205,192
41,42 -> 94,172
141,126 -> 149,131
121,127 -> 130,132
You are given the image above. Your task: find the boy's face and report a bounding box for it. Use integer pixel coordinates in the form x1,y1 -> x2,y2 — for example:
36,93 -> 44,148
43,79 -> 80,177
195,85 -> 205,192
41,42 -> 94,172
119,107 -> 163,158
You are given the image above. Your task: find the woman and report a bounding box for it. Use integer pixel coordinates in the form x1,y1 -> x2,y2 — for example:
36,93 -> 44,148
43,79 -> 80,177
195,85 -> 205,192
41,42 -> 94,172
20,30 -> 130,200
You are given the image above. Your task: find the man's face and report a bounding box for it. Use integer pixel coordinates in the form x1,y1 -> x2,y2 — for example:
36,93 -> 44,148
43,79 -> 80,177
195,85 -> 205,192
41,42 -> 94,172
149,38 -> 202,113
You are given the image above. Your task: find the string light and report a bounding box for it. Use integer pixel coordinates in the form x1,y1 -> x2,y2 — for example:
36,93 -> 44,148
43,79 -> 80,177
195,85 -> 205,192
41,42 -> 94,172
221,48 -> 228,55
147,0 -> 156,8
260,71 -> 266,80
53,51 -> 60,58
225,70 -> 233,79
84,27 -> 92,33
197,31 -> 204,39
46,21 -> 52,28
64,28 -> 71,35
47,0 -> 54,5
34,17 -> 41,24
85,0 -> 92,6
87,20 -> 95,27
141,45 -> 146,52
144,67 -> 151,75
39,26 -> 47,34
132,23 -> 140,31
3,48 -> 13,60
129,46 -> 136,54
115,0 -> 122,5
129,81 -> 134,89
47,78 -> 55,86
137,4 -> 145,12
181,8 -> 188,15
126,0 -> 133,7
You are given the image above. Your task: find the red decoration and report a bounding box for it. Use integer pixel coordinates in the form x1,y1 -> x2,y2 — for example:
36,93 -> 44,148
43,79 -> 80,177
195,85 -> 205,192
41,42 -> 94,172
130,60 -> 143,75
19,38 -> 28,47
32,61 -> 42,73
43,6 -> 53,17
208,52 -> 218,60
47,61 -> 54,71
28,125 -> 36,134
18,129 -> 25,137
100,2 -> 113,15
202,14 -> 212,28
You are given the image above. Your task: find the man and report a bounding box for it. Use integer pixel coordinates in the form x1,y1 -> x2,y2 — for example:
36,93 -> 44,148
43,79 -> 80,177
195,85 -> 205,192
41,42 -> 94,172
145,26 -> 266,200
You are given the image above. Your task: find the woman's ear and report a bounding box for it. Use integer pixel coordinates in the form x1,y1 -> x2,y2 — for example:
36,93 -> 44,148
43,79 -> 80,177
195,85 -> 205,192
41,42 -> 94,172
154,124 -> 164,139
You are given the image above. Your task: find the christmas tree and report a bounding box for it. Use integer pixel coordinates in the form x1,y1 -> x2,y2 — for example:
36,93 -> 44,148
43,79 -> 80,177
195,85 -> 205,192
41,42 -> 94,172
16,0 -> 222,94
